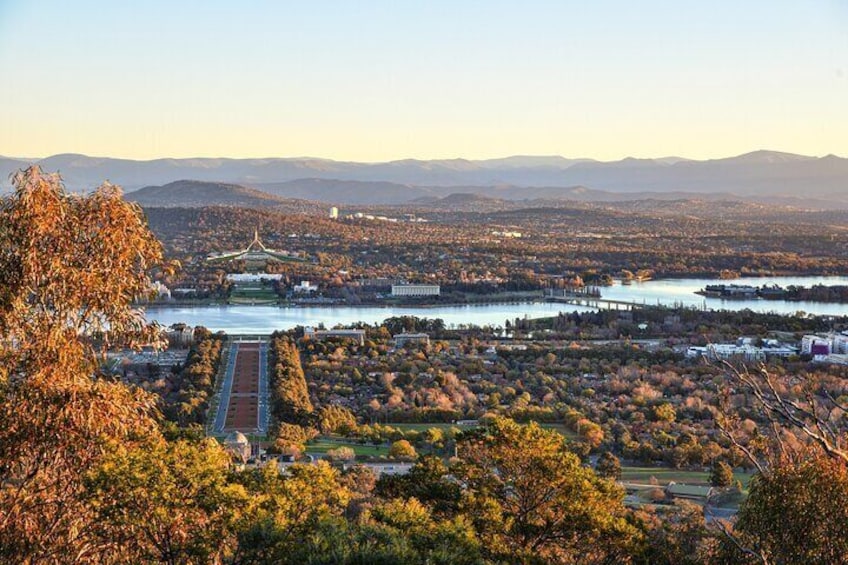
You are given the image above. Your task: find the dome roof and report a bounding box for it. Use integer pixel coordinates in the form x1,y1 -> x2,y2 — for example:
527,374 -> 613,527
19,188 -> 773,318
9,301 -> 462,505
224,431 -> 249,445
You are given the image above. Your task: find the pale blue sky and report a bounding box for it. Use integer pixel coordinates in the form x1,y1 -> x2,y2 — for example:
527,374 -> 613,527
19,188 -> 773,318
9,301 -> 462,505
0,0 -> 846,160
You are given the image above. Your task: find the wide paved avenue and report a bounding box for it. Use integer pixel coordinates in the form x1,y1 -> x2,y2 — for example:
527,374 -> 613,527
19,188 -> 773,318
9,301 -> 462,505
213,339 -> 268,434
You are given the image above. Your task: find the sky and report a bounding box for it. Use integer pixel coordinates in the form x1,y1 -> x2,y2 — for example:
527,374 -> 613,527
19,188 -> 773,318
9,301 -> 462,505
0,1 -> 846,162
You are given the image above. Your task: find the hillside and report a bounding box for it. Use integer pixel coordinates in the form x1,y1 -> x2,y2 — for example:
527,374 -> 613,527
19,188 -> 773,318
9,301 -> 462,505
126,180 -> 324,214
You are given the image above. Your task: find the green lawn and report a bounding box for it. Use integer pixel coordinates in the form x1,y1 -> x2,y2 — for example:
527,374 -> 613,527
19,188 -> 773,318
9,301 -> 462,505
621,466 -> 753,487
538,423 -> 579,439
306,437 -> 388,457
229,284 -> 279,304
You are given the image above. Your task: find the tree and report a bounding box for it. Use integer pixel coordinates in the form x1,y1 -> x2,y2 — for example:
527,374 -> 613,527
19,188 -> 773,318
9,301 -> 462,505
232,461 -> 351,563
727,451 -> 848,565
269,336 -> 314,427
363,497 -> 483,565
597,451 -> 622,480
709,461 -> 734,488
638,502 -> 720,564
715,364 -> 848,564
318,405 -> 357,435
0,168 -> 169,562
653,403 -> 676,423
453,418 -> 642,564
376,455 -> 462,517
577,418 -> 605,450
273,422 -> 316,455
389,439 -> 418,460
84,438 -> 247,564
326,446 -> 356,462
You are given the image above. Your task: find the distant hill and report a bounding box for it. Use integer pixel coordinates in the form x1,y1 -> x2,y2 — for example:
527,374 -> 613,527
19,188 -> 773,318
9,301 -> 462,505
3,150 -> 846,205
255,178 -> 435,205
126,180 -> 324,214
410,192 -> 515,212
0,156 -> 31,181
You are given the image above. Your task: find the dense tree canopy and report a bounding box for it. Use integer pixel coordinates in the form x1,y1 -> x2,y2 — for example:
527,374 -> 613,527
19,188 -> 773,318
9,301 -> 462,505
453,418 -> 642,564
0,167 -> 167,562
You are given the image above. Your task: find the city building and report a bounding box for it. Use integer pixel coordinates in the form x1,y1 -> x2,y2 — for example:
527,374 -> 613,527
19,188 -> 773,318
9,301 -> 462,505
686,341 -> 797,362
801,335 -> 832,356
304,327 -> 366,346
226,273 -> 284,282
391,284 -> 441,297
394,333 -> 430,348
151,281 -> 171,301
166,324 -> 195,348
293,280 -> 318,293
206,229 -> 306,270
329,206 -> 339,219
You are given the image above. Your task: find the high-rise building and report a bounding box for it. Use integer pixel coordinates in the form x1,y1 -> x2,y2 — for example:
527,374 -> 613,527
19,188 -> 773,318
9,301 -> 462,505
329,206 -> 339,219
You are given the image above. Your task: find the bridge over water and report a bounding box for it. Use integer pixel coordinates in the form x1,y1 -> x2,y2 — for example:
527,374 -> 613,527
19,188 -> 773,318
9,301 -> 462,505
545,289 -> 645,311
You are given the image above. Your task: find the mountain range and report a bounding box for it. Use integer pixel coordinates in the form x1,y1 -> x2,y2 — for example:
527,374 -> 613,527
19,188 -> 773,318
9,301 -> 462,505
2,150 -> 847,208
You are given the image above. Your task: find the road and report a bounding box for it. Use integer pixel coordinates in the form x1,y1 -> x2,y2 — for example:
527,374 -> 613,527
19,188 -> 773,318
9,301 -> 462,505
213,343 -> 239,434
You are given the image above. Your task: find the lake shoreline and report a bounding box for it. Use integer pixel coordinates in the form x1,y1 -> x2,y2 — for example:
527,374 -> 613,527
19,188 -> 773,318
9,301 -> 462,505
142,275 -> 848,332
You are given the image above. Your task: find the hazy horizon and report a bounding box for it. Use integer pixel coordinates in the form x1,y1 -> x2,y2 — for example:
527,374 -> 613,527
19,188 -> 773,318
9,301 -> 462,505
2,148 -> 845,164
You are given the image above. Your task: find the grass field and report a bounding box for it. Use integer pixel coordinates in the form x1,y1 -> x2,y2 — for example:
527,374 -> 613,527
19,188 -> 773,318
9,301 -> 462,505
538,423 -> 579,439
621,466 -> 753,487
306,437 -> 388,457
229,284 -> 279,304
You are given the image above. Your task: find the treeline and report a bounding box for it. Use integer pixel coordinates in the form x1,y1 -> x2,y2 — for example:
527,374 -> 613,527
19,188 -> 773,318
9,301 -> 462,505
382,315 -> 447,335
268,334 -> 316,452
159,327 -> 224,427
514,305 -> 844,340
762,284 -> 848,303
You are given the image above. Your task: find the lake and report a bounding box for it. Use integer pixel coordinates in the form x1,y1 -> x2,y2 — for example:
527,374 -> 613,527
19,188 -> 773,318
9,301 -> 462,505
144,275 -> 848,332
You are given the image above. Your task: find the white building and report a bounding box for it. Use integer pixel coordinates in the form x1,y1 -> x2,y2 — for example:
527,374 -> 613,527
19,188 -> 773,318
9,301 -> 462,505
293,280 -> 318,293
394,333 -> 430,347
304,327 -> 366,346
329,206 -> 339,219
227,273 -> 284,282
343,462 -> 413,477
391,284 -> 441,297
687,342 -> 796,362
832,334 -> 848,354
152,281 -> 171,300
223,431 -> 251,463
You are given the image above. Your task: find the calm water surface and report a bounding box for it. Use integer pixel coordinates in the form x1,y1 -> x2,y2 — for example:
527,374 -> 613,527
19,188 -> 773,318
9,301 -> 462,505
144,276 -> 848,332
